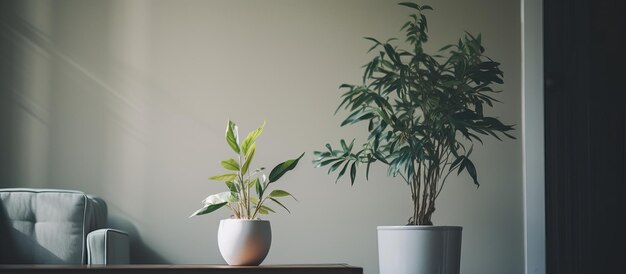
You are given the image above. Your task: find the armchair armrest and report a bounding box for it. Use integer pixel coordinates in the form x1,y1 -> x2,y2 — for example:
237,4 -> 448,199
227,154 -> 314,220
86,229 -> 129,264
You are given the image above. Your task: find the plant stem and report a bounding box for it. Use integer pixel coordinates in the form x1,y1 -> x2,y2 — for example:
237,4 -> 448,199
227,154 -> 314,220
412,164 -> 421,225
246,167 -> 250,219
238,154 -> 248,219
251,197 -> 267,219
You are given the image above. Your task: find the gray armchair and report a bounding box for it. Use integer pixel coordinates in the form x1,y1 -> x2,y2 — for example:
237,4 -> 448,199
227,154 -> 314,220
0,188 -> 129,264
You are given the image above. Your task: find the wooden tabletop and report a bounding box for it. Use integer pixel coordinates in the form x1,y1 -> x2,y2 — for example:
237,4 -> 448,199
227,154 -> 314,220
0,264 -> 363,274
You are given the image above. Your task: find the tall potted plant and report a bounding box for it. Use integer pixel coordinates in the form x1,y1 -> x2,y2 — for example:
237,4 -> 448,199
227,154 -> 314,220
191,120 -> 303,266
313,3 -> 514,274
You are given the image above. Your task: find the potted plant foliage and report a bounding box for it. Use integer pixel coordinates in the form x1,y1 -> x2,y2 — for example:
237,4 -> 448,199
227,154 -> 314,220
190,120 -> 303,266
313,2 -> 514,274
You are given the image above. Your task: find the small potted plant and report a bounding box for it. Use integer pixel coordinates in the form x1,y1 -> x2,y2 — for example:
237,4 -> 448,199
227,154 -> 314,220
313,2 -> 514,274
190,120 -> 303,266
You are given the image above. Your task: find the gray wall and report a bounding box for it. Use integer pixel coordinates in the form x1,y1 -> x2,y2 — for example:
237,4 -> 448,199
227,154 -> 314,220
0,0 -> 523,273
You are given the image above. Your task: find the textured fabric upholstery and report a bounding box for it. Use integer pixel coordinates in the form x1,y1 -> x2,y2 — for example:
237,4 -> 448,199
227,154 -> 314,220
0,188 -> 115,264
87,229 -> 130,264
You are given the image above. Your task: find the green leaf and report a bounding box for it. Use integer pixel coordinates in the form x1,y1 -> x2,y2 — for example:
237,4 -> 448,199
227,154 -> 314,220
226,120 -> 240,154
220,158 -> 240,171
450,156 -> 465,172
202,191 -> 236,205
341,110 -> 375,127
225,181 -> 237,193
269,197 -> 291,213
350,162 -> 357,185
365,38 -> 382,52
257,206 -> 269,215
420,5 -> 433,11
364,37 -> 381,45
340,139 -> 349,151
269,152 -> 305,183
464,158 -> 479,187
245,141 -> 256,158
241,121 -> 265,156
383,44 -> 401,66
439,44 -> 455,52
325,143 -> 333,152
339,83 -> 354,89
255,178 -> 263,196
366,160 -> 372,180
317,158 -> 339,168
241,143 -> 255,174
329,160 -> 345,173
245,178 -> 255,189
189,202 -> 227,217
259,205 -> 275,213
336,161 -> 349,183
209,173 -> 237,181
269,189 -> 296,200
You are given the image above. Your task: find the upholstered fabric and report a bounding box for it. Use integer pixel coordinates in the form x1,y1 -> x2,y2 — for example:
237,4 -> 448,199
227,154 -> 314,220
87,229 -> 130,264
0,188 -> 113,264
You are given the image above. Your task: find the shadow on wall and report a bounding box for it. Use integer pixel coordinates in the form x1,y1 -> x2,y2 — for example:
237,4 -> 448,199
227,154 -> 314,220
0,0 -> 19,189
108,213 -> 169,264
0,0 -> 163,264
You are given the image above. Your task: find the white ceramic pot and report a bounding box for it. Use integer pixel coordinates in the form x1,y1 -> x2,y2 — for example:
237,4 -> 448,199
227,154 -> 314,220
378,225 -> 462,274
217,219 -> 272,266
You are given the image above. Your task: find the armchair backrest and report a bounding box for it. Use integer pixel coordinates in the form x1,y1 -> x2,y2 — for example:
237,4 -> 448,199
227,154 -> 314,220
0,188 -> 107,264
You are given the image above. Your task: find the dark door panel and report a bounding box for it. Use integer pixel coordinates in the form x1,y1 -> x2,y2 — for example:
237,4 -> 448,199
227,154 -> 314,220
544,0 -> 626,273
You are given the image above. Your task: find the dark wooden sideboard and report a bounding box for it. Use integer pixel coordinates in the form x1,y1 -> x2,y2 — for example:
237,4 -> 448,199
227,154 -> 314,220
0,264 -> 362,274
